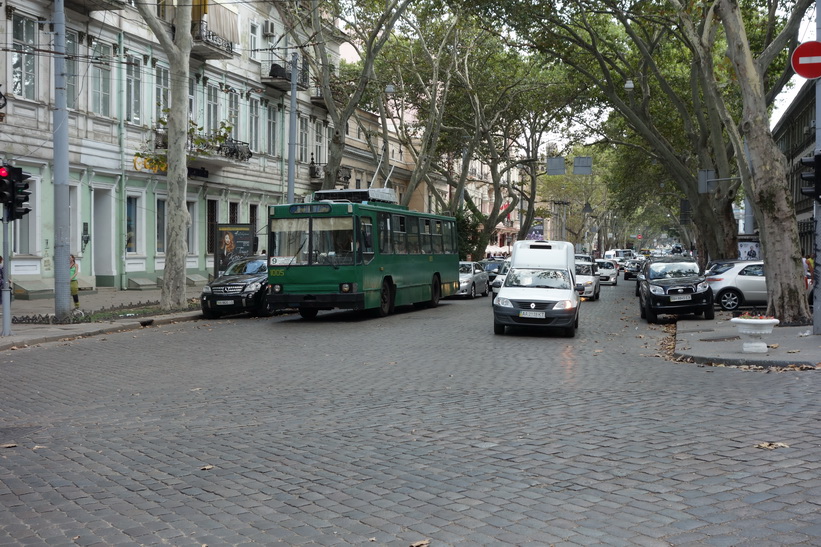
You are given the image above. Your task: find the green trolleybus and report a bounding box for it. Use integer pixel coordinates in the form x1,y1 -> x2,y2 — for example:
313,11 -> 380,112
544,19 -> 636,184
266,188 -> 459,319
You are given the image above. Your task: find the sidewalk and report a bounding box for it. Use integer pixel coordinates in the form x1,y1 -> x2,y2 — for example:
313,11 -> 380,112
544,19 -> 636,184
0,287 -> 202,351
1,288 -> 820,367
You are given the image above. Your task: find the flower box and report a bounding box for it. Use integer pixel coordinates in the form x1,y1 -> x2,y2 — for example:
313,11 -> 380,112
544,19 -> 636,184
730,317 -> 780,353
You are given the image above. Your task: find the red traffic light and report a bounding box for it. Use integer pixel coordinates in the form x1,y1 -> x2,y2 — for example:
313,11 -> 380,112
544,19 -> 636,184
0,167 -> 8,178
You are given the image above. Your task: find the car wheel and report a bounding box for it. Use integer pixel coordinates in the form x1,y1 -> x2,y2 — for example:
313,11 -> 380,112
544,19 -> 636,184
635,282 -> 640,296
718,289 -> 742,311
704,305 -> 715,320
202,308 -> 221,320
614,276 -> 618,286
253,295 -> 275,317
469,283 -> 476,299
639,296 -> 646,318
645,300 -> 657,324
494,322 -> 505,335
482,281 -> 490,297
299,307 -> 318,320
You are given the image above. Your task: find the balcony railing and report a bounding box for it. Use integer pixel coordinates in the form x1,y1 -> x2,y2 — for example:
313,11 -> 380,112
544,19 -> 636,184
153,128 -> 252,163
191,20 -> 234,60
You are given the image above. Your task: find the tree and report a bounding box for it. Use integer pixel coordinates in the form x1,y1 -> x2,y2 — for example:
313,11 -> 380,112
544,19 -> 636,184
670,0 -> 813,323
133,1 -> 193,310
273,0 -> 412,191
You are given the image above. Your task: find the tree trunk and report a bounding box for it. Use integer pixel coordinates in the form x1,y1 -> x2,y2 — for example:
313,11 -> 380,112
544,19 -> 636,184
718,0 -> 811,324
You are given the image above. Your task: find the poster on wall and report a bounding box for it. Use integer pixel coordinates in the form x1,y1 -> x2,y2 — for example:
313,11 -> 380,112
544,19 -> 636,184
526,223 -> 545,241
215,224 -> 254,277
738,241 -> 761,260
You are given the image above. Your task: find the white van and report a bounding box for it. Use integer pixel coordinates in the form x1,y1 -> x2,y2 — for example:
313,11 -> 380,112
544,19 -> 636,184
492,240 -> 582,337
603,249 -> 635,268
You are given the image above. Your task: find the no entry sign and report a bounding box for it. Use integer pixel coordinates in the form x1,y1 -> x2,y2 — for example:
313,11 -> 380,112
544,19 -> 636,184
792,41 -> 821,79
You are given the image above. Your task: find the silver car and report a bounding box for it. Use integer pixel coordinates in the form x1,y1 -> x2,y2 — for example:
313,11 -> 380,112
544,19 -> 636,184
596,259 -> 619,285
455,261 -> 490,298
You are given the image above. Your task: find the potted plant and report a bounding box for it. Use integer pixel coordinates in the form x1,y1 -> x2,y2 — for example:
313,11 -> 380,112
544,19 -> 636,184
730,313 -> 780,353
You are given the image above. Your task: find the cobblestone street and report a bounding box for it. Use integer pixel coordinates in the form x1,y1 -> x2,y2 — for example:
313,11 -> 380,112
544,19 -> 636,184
0,282 -> 819,546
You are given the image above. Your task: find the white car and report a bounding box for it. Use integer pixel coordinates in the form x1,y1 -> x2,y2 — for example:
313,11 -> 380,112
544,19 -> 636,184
596,259 -> 618,285
490,260 -> 511,303
575,261 -> 600,300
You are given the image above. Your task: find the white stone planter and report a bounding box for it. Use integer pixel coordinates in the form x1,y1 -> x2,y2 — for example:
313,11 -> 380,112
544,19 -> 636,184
730,317 -> 780,353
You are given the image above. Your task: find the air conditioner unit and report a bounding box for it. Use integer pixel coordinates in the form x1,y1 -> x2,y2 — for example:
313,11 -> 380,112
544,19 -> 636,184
262,20 -> 276,37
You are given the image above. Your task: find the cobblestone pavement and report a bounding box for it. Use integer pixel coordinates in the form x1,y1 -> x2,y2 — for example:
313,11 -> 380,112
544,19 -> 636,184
0,281 -> 819,546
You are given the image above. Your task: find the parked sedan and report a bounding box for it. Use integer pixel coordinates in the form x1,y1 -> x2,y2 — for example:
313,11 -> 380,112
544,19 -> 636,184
455,261 -> 490,298
638,257 -> 715,323
623,259 -> 643,281
706,260 -> 814,311
201,257 -> 273,319
595,259 -> 618,285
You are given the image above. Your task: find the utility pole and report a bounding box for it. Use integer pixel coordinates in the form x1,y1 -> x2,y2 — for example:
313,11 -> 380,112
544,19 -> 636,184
287,52 -> 298,203
54,0 -> 72,320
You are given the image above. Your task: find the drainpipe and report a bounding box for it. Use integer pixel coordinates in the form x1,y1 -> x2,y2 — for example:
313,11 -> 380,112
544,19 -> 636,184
118,31 -> 127,289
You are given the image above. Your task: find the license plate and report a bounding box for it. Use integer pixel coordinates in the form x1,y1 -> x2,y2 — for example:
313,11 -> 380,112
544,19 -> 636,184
217,299 -> 234,305
669,294 -> 691,302
519,310 -> 545,319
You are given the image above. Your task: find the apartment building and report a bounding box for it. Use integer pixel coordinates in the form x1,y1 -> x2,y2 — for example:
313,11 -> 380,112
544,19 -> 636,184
2,0 -> 446,295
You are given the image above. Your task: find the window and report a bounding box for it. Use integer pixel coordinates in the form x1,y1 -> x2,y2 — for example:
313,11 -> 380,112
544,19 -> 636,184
299,116 -> 308,162
229,202 -> 239,223
155,65 -> 170,121
249,23 -> 259,61
187,201 -> 196,253
228,92 -> 239,139
91,42 -> 112,116
188,77 -> 196,121
249,98 -> 260,151
66,31 -> 78,109
206,84 -> 219,132
12,14 -> 37,100
126,196 -> 139,253
156,198 -> 166,253
126,55 -> 142,123
207,199 -> 218,253
315,121 -> 324,163
266,105 -> 277,155
249,204 -> 258,244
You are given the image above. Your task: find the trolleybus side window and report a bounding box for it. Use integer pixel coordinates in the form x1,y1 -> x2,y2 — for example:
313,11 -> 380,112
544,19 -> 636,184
360,217 -> 374,263
432,220 -> 444,254
378,213 -> 391,254
420,219 -> 432,254
393,214 -> 407,254
407,216 -> 421,254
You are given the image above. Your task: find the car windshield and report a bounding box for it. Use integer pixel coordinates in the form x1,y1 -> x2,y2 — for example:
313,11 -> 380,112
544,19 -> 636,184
706,262 -> 736,275
224,258 -> 267,276
484,261 -> 504,273
459,263 -> 473,274
597,261 -> 614,270
648,261 -> 700,280
575,264 -> 593,276
505,268 -> 572,289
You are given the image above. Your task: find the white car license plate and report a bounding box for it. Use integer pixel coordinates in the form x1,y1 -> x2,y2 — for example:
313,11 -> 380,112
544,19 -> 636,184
669,294 -> 691,302
519,310 -> 545,319
217,299 -> 234,305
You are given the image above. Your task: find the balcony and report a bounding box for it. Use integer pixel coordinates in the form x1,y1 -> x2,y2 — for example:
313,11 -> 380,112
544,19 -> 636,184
310,86 -> 329,109
191,20 -> 235,60
153,128 -> 252,166
65,0 -> 126,11
261,59 -> 310,92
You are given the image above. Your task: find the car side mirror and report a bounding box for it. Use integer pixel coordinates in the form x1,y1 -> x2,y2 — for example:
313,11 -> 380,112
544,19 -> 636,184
492,280 -> 501,288
637,274 -> 645,281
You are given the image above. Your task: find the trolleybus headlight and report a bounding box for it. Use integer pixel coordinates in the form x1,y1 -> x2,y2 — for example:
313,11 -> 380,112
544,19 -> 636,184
340,282 -> 355,293
272,284 -> 283,293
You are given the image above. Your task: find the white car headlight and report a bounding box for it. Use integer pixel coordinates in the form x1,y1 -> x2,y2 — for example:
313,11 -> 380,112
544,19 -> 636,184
495,296 -> 513,308
696,281 -> 709,292
649,285 -> 665,295
553,300 -> 576,310
202,286 -> 212,294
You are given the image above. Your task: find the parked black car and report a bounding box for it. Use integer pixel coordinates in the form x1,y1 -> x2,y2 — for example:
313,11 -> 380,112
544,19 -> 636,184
200,257 -> 273,319
637,257 -> 715,323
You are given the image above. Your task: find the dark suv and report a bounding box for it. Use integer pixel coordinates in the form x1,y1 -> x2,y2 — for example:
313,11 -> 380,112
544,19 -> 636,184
637,257 -> 714,323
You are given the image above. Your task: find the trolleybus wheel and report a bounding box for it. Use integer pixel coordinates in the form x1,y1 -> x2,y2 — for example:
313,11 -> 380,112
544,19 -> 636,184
376,280 -> 394,317
428,275 -> 441,307
299,307 -> 318,320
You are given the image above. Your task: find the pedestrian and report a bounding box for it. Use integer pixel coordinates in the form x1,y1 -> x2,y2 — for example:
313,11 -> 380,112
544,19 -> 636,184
70,254 -> 80,309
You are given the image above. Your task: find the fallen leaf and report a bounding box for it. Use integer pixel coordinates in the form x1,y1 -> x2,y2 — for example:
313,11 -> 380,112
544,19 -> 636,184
200,464 -> 215,470
754,442 -> 789,450
787,350 -> 800,354
767,343 -> 779,349
410,541 -> 431,547
1,443 -> 18,448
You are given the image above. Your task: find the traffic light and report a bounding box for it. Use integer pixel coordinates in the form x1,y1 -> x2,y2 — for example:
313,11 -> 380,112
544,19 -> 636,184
800,154 -> 821,202
0,164 -> 12,207
8,166 -> 31,220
